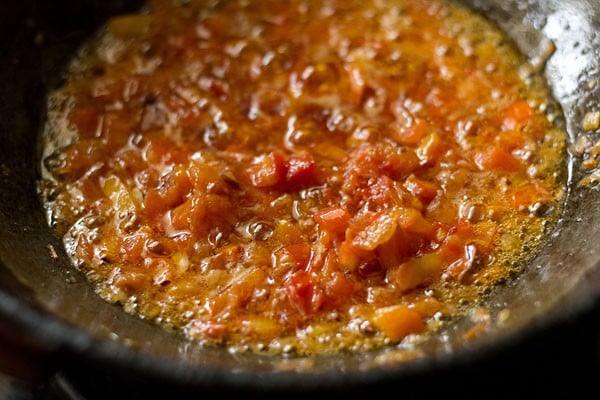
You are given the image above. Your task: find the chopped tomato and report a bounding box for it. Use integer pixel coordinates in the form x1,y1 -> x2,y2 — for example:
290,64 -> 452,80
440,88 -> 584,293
338,239 -> 366,271
51,139 -> 105,181
144,136 -> 185,164
286,152 -> 317,189
438,219 -> 475,263
388,252 -> 443,292
120,232 -> 149,262
347,143 -> 420,182
325,271 -> 355,306
113,270 -> 151,293
372,305 -> 426,341
509,181 -> 553,210
170,193 -> 234,235
351,211 -> 399,251
144,165 -> 192,215
285,270 -> 325,316
390,116 -> 430,146
397,207 -> 435,238
404,175 -> 438,205
246,150 -> 287,187
417,132 -> 447,165
170,196 -> 194,230
314,206 -> 351,234
381,148 -> 420,180
474,146 -> 521,171
376,228 -> 410,270
502,100 -> 533,131
497,130 -> 526,150
187,319 -> 227,341
247,150 -> 318,190
273,243 -> 312,271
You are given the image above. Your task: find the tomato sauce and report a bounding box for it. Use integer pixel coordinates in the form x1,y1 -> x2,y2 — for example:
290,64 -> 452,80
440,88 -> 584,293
40,0 -> 567,355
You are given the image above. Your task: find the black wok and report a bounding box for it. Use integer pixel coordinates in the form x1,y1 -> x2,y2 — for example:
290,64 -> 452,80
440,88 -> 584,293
0,0 -> 598,398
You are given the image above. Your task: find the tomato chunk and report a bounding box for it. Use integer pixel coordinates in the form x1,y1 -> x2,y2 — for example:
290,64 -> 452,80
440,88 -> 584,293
509,181 -> 553,211
144,165 -> 192,216
286,153 -> 317,189
474,146 -> 521,171
247,151 -> 318,190
247,150 -> 287,187
314,206 -> 351,234
372,305 -> 426,341
285,270 -> 325,316
502,100 -> 533,130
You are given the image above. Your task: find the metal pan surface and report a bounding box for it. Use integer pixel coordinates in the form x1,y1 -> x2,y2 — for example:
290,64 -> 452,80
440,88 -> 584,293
0,0 -> 598,397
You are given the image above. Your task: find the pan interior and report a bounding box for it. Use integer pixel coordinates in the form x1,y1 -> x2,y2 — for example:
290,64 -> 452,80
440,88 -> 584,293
0,0 -> 598,387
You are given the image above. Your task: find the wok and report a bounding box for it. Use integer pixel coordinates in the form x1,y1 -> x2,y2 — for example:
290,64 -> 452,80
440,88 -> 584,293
0,0 -> 598,397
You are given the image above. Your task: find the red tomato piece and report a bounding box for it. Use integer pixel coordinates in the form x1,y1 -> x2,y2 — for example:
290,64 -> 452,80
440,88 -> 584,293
397,207 -> 435,238
286,153 -> 317,189
274,243 -> 313,271
351,211 -> 399,251
284,270 -> 325,316
372,305 -> 426,342
474,146 -> 521,171
144,165 -> 192,215
314,206 -> 351,235
502,100 -> 533,131
246,150 -> 287,187
404,174 -> 438,205
325,271 -> 355,306
509,181 -> 552,211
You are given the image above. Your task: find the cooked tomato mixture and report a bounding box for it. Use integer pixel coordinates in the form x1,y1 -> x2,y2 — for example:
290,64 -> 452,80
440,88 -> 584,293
40,0 -> 566,355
